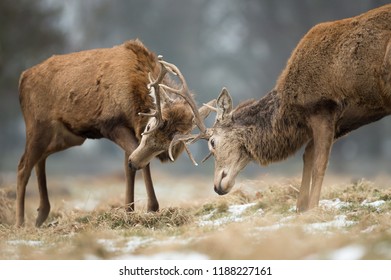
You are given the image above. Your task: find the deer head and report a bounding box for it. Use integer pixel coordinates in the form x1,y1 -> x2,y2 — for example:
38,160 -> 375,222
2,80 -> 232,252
204,88 -> 252,195
128,58 -> 214,170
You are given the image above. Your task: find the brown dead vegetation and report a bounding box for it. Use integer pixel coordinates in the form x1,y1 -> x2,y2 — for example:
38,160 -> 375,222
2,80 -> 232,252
1,174 -> 391,259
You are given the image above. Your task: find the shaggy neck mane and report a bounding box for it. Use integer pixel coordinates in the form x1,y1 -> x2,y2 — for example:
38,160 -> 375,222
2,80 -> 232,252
233,90 -> 310,165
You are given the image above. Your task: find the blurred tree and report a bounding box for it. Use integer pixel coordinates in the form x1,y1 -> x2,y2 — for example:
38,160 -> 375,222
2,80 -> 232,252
0,0 -> 65,170
0,0 -> 64,115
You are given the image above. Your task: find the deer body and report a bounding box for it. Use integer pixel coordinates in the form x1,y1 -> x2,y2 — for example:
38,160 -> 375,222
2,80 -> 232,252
17,40 -> 193,227
207,4 -> 391,211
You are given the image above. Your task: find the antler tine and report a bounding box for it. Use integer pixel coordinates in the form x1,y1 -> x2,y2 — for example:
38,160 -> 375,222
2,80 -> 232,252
168,134 -> 199,163
201,151 -> 213,163
167,99 -> 216,165
139,57 -> 168,135
159,60 -> 207,134
168,131 -> 210,164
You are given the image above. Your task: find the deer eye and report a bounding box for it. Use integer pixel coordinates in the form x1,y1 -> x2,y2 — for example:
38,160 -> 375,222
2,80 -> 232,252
210,138 -> 215,149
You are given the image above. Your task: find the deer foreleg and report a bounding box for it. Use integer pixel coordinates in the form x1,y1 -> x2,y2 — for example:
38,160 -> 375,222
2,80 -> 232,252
297,140 -> 314,212
142,164 -> 159,212
308,115 -> 335,209
124,152 -> 136,212
109,126 -> 159,212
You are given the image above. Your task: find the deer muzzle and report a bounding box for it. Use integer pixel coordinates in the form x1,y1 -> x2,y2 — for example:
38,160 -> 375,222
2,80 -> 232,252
214,185 -> 228,195
128,159 -> 141,171
214,170 -> 232,195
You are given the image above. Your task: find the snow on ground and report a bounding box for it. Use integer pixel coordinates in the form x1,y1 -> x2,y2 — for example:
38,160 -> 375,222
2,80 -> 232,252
95,235 -> 201,260
326,244 -> 366,260
99,199 -> 371,259
115,251 -> 209,260
4,198 -> 388,260
257,199 -> 360,233
361,199 -> 385,210
304,215 -> 356,233
319,198 -> 351,210
6,240 -> 44,246
197,202 -> 260,227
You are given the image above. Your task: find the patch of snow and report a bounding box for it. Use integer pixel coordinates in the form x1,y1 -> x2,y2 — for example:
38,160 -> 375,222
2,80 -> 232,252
97,239 -> 117,252
7,240 -> 44,246
198,214 -> 243,227
153,236 -> 194,247
254,216 -> 294,232
361,225 -> 377,233
227,202 -> 257,215
115,251 -> 209,260
124,237 -> 154,253
319,198 -> 350,210
255,223 -> 288,232
198,202 -> 260,227
304,215 -> 356,233
96,236 -> 154,255
97,236 -> 199,259
361,200 -> 385,209
290,198 -> 350,212
327,244 -> 366,260
280,216 -> 294,223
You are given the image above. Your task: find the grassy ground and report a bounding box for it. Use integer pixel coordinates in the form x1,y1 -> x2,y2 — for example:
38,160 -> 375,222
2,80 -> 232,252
1,171 -> 391,260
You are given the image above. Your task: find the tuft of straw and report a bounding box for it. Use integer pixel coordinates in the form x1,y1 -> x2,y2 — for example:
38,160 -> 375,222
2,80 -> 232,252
0,188 -> 15,226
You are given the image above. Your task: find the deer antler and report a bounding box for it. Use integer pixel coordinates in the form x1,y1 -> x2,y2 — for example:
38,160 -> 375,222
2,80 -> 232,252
139,56 -> 168,135
142,56 -> 215,165
158,60 -> 208,134
143,59 -> 212,164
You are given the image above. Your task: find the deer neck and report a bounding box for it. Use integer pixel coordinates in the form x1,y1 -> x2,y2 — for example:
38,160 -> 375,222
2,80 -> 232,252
234,90 -> 310,165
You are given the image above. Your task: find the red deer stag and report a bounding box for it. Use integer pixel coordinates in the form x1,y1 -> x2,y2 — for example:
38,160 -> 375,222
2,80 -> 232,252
17,39 -> 207,227
199,4 -> 391,212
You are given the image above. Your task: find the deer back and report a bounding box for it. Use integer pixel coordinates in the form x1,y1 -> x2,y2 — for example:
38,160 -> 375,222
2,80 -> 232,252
276,4 -> 391,113
18,39 -> 159,140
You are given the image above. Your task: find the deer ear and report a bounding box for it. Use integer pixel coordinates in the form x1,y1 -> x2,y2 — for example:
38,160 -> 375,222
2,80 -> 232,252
216,87 -> 233,121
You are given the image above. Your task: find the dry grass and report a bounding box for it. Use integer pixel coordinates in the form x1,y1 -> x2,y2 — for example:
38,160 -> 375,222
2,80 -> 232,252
0,188 -> 14,226
1,173 -> 391,260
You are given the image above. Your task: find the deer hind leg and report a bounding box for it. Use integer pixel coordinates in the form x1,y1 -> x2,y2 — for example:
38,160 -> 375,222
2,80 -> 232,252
16,152 -> 38,227
297,140 -> 314,212
17,122 -> 85,227
142,164 -> 159,212
307,114 -> 335,210
16,135 -> 49,227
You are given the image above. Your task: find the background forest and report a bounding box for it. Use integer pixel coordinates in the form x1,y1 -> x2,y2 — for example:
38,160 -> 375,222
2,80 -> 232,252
1,0 -> 390,180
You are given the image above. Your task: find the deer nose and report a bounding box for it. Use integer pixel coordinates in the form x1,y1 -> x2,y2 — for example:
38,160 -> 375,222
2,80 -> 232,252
214,185 -> 228,195
214,170 -> 229,195
128,159 -> 140,171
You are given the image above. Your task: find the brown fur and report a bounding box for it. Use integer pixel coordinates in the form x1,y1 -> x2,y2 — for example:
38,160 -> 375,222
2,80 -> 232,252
209,4 -> 391,212
16,39 -> 191,227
